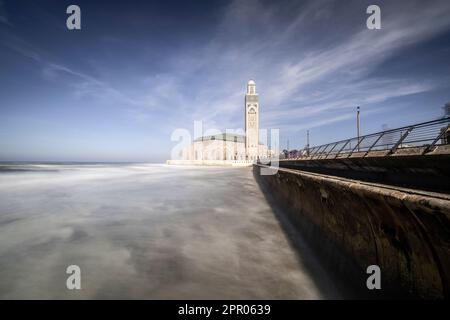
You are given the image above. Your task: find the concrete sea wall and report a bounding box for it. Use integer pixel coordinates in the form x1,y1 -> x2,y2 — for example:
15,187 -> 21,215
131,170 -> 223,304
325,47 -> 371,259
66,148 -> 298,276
279,154 -> 450,193
254,164 -> 450,299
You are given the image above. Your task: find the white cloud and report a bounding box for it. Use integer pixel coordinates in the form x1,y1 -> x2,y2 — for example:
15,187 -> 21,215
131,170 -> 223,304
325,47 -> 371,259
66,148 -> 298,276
2,0 -> 450,136
147,0 -> 450,134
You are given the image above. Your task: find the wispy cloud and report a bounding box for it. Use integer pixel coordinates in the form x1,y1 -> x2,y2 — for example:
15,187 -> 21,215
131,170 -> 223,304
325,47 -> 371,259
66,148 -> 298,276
1,0 -> 450,160
140,0 -> 450,133
1,31 -> 162,113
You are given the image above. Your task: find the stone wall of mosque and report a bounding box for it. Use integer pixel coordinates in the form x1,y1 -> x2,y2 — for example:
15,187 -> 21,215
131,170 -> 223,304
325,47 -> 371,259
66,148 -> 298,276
180,139 -> 273,161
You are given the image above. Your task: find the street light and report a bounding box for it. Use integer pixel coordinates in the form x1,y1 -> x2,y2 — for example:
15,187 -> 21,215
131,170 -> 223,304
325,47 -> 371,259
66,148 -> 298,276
357,106 -> 361,151
306,130 -> 310,156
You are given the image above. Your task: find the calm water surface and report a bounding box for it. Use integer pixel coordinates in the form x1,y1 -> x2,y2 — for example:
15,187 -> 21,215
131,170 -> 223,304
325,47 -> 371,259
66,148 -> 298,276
0,163 -> 343,299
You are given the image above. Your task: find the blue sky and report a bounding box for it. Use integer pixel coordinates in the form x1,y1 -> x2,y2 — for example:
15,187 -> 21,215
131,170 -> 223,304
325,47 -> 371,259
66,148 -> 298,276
1,0 -> 449,162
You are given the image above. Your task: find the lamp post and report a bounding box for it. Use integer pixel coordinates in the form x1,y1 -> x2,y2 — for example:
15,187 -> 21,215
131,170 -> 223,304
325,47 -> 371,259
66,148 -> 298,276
306,130 -> 310,156
357,106 -> 361,152
287,139 -> 290,158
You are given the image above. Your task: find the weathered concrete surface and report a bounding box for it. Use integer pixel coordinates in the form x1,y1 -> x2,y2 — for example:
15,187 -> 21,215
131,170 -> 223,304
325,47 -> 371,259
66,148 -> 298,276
255,164 -> 450,299
279,154 -> 450,193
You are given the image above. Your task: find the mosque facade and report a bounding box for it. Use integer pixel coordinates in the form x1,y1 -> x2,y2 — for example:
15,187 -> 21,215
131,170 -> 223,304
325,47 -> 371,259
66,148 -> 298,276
180,80 -> 272,162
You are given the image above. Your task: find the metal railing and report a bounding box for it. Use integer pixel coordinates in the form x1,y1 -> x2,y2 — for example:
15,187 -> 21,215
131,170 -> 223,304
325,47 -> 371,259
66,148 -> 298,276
284,117 -> 450,160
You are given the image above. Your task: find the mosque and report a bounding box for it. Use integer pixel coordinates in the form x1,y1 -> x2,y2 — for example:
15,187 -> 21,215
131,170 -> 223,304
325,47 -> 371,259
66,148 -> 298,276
179,80 -> 273,163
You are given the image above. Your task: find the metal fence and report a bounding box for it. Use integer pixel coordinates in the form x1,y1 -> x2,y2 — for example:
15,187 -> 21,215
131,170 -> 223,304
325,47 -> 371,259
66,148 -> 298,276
285,117 -> 450,160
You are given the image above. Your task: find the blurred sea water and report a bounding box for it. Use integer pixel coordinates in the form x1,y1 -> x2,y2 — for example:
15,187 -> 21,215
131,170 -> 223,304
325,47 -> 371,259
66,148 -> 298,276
0,163 -> 343,299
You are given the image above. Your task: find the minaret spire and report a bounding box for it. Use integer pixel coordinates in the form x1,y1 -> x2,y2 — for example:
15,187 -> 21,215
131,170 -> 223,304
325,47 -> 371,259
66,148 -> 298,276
245,79 -> 259,161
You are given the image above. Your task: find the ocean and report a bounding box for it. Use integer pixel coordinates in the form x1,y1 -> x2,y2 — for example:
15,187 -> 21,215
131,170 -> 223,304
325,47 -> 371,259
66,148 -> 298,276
0,163 -> 343,299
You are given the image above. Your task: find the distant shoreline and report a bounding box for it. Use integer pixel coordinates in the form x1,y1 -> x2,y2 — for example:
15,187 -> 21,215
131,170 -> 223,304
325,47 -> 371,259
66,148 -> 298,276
0,161 -> 164,165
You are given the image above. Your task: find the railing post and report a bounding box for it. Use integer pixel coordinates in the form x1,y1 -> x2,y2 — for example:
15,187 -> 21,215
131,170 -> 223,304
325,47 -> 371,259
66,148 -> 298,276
363,132 -> 385,157
347,136 -> 365,158
387,126 -> 413,155
316,145 -> 328,159
334,139 -> 351,159
297,117 -> 450,160
317,144 -> 330,159
311,145 -> 325,159
307,147 -> 316,158
422,123 -> 450,154
324,142 -> 339,159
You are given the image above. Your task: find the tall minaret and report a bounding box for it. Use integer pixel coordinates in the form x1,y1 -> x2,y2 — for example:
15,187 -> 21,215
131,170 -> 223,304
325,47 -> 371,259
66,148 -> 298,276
245,80 -> 259,160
